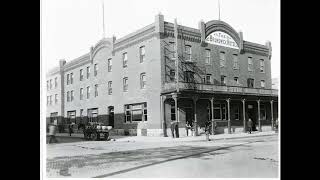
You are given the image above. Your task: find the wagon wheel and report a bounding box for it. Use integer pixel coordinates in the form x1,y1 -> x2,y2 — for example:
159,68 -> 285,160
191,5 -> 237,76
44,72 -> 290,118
91,132 -> 97,141
103,132 -> 109,140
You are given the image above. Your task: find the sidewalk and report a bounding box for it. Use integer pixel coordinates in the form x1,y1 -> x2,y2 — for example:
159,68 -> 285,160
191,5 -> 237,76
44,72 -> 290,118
47,130 -> 278,142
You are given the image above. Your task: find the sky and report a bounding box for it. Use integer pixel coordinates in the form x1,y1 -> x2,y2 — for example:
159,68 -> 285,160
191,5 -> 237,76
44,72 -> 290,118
41,0 -> 280,79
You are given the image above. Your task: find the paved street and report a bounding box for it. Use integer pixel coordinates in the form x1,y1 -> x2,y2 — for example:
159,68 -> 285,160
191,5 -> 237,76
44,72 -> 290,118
46,132 -> 278,178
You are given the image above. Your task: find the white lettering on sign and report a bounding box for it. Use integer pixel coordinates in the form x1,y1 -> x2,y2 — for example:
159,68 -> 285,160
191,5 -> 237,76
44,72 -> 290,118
205,31 -> 239,49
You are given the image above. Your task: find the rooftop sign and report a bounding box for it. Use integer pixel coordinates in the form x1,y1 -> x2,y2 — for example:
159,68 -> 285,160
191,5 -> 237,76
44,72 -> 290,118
205,31 -> 239,49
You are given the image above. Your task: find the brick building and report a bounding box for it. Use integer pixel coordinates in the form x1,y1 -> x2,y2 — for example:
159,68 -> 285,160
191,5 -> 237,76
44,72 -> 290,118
46,14 -> 278,136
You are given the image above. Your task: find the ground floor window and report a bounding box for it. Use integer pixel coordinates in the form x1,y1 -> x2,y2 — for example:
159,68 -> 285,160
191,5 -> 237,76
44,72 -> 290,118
124,102 -> 147,123
213,103 -> 226,120
260,104 -> 266,120
87,108 -> 98,123
67,111 -> 76,124
50,112 -> 58,124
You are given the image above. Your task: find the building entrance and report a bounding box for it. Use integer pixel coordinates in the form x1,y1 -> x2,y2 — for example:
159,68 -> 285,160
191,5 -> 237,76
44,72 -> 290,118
108,106 -> 114,127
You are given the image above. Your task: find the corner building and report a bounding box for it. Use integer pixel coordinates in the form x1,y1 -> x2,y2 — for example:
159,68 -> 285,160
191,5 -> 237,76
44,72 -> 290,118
46,14 -> 278,136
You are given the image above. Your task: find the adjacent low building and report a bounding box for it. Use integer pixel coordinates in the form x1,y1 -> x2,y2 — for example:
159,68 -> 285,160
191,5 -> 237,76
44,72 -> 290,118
46,14 -> 278,136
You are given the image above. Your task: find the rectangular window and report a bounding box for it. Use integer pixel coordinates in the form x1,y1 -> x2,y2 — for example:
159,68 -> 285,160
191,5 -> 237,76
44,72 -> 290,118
87,108 -> 98,122
67,111 -> 76,124
234,105 -> 240,120
123,52 -> 128,68
220,52 -> 225,67
94,64 -> 98,76
70,73 -> 73,84
94,84 -> 98,97
55,94 -> 58,104
87,66 -> 90,79
169,42 -> 176,59
169,69 -> 175,82
124,102 -> 147,123
123,77 -> 128,92
205,74 -> 212,84
261,80 -> 265,88
108,81 -> 112,95
234,77 -> 239,84
185,45 -> 191,61
221,76 -> 226,85
213,103 -> 226,120
50,79 -> 52,89
247,78 -> 254,88
140,46 -> 145,63
66,74 -> 70,85
205,49 -> 211,64
80,88 -> 83,100
140,73 -> 146,89
108,58 -> 112,72
248,57 -> 253,72
71,90 -> 74,101
233,54 -> 239,69
184,71 -> 194,83
50,95 -> 52,105
260,59 -> 265,72
67,91 -> 70,102
80,69 -> 83,81
87,86 -> 90,99
260,104 -> 266,120
54,77 -> 58,88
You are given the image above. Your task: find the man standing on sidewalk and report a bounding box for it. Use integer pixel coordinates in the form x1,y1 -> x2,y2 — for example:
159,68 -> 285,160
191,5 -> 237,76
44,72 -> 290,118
170,121 -> 175,138
247,119 -> 253,134
48,123 -> 58,144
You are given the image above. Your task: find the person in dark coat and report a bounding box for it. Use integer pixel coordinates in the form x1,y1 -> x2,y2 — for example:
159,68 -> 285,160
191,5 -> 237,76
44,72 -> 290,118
247,118 -> 253,134
170,121 -> 175,138
68,124 -> 73,136
185,121 -> 191,136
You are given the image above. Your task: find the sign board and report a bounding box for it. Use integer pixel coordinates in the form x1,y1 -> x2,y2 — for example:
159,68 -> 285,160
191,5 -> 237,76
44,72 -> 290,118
205,31 -> 239,49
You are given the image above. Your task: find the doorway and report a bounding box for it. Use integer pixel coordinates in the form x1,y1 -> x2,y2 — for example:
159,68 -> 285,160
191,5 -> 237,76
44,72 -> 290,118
247,104 -> 257,131
108,106 -> 114,127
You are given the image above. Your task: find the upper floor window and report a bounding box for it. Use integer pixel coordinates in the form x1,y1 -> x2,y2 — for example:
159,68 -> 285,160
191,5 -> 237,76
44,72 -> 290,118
233,54 -> 239,69
185,45 -> 192,61
94,84 -> 98,97
71,90 -> 74,101
140,73 -> 146,89
248,57 -> 253,72
123,77 -> 128,92
67,91 -> 70,102
49,95 -> 52,105
220,51 -> 226,67
169,42 -> 176,59
55,94 -> 58,104
87,86 -> 90,99
123,52 -> 128,68
169,69 -> 175,82
80,88 -> 83,100
108,58 -> 112,72
205,74 -> 212,84
87,66 -> 90,79
54,77 -> 58,88
140,46 -> 145,63
80,69 -> 83,81
205,49 -> 211,64
49,79 -> 52,89
221,75 -> 226,85
260,59 -> 265,73
184,71 -> 194,83
234,77 -> 239,84
108,81 -> 112,95
67,74 -> 70,85
247,78 -> 254,88
70,73 -> 73,84
94,64 -> 98,76
261,80 -> 265,88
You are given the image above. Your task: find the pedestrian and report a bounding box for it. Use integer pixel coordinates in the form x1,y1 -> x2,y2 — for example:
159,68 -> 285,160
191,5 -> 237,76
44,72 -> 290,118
275,119 -> 279,132
185,121 -> 191,136
205,120 -> 211,141
247,118 -> 253,134
170,121 -> 175,138
68,124 -> 73,136
48,123 -> 58,144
